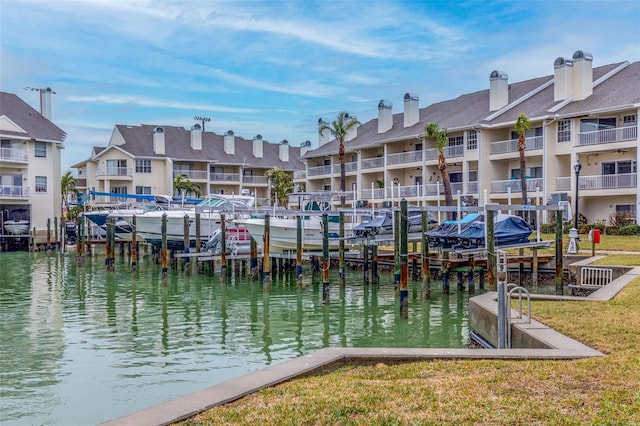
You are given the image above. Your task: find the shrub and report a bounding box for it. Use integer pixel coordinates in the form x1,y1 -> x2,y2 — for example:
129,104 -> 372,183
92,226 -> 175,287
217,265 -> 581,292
618,225 -> 640,236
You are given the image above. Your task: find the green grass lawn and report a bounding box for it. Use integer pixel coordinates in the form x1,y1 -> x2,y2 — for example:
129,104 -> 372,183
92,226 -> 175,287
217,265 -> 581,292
177,249 -> 640,426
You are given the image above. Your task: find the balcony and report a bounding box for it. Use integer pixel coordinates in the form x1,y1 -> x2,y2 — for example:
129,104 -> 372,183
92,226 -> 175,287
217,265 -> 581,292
173,170 -> 208,181
242,175 -> 268,185
362,157 -> 384,170
332,161 -> 358,174
490,178 -> 544,193
0,147 -> 28,163
579,173 -> 637,190
96,167 -> 133,178
490,136 -> 543,155
0,185 -> 30,199
556,177 -> 571,191
210,173 -> 240,183
293,170 -> 306,180
308,164 -> 332,177
387,151 -> 423,166
577,125 -> 637,147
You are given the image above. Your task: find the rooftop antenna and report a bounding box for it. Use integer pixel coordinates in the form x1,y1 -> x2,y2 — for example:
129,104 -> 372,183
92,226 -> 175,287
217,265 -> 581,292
194,115 -> 211,132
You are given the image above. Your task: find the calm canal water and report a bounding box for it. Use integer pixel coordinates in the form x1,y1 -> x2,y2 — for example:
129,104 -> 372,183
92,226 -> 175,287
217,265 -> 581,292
1,251 -> 481,425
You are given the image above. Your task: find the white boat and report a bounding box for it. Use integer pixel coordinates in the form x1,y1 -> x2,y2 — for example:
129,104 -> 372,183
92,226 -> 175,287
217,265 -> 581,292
236,215 -> 354,253
120,195 -> 255,249
3,219 -> 30,235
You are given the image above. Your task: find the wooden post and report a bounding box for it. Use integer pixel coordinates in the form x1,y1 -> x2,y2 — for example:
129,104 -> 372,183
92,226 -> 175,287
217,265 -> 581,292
296,214 -> 303,286
161,213 -> 168,278
182,214 -> 190,272
339,212 -> 345,285
220,213 -> 227,274
532,247 -> 539,286
322,213 -> 330,304
250,236 -> 258,280
555,210 -> 563,295
519,247 -> 525,287
371,245 -> 379,285
399,199 -> 408,319
46,218 -> 51,250
486,208 -> 496,291
393,209 -> 400,289
468,256 -> 475,293
54,216 -> 59,250
457,270 -> 464,291
442,251 -> 449,294
421,211 -> 431,299
363,243 -> 369,285
131,215 -> 137,271
263,214 -> 271,287
195,212 -> 201,253
105,216 -> 113,271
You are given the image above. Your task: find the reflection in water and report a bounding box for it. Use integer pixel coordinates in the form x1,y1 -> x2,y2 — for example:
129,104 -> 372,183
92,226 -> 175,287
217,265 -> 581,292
1,252 -> 481,426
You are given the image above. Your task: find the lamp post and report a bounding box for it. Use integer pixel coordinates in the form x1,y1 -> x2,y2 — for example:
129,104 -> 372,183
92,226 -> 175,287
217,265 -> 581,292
573,159 -> 582,229
567,158 -> 582,254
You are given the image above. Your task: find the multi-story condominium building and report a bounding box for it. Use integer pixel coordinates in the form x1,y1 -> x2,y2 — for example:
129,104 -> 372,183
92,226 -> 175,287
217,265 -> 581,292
73,124 -> 304,206
303,51 -> 639,225
1,89 -> 65,237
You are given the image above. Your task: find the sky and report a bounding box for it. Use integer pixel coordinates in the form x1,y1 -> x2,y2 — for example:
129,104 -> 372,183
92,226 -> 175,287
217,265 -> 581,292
1,0 -> 639,172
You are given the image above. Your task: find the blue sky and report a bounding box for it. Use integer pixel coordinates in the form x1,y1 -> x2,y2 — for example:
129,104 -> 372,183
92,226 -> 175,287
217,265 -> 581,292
1,0 -> 639,172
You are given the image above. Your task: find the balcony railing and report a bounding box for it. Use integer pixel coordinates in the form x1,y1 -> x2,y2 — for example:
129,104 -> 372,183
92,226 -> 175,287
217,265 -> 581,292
332,161 -> 358,173
96,167 -> 133,177
490,136 -> 543,155
210,173 -> 240,182
173,170 -> 208,180
362,157 -> 384,169
0,147 -> 28,162
243,175 -> 268,184
308,164 -> 332,177
360,188 -> 386,199
387,151 -> 423,165
579,173 -> 637,190
556,177 -> 571,191
490,178 -> 544,193
0,185 -> 30,198
293,170 -> 306,179
577,125 -> 637,146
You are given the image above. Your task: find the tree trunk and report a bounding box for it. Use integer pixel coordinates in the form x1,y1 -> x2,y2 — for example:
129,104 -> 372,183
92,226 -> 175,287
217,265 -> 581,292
339,140 -> 346,208
439,150 -> 454,220
518,134 -> 528,219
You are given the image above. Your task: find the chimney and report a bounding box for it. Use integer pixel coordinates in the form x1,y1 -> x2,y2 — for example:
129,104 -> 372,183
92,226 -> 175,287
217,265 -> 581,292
553,57 -> 574,102
253,134 -> 263,158
190,124 -> 202,150
279,140 -> 289,162
344,113 -> 358,141
153,127 -> 165,155
224,130 -> 235,155
403,93 -> 419,127
40,87 -> 54,120
300,140 -> 311,157
378,100 -> 393,133
489,70 -> 509,111
318,118 -> 331,146
572,50 -> 593,101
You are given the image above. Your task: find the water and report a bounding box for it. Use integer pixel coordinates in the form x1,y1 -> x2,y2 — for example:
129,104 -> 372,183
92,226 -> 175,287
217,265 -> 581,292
0,251 -> 480,425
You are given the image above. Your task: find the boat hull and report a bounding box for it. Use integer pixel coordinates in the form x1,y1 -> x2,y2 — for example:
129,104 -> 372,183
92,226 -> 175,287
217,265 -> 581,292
4,220 -> 29,235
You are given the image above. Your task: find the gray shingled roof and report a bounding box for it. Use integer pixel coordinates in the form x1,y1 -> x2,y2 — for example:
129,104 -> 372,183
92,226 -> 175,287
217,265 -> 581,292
0,92 -> 66,142
112,124 -> 303,171
306,60 -> 639,159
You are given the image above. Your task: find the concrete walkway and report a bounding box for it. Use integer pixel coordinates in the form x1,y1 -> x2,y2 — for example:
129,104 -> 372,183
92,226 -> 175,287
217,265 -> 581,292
102,264 -> 640,426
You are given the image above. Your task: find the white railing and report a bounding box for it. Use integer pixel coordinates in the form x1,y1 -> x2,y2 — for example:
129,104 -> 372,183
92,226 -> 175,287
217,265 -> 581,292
580,173 -> 637,190
423,148 -> 439,161
308,164 -> 332,176
577,126 -> 637,146
293,170 -> 306,179
0,147 -> 28,162
0,185 -> 30,198
443,144 -> 465,158
490,178 -> 544,193
360,188 -> 386,199
173,170 -> 208,180
490,136 -> 543,154
467,181 -> 479,194
210,173 -> 240,182
387,151 -> 423,165
97,167 -> 133,177
243,175 -> 268,184
361,157 -> 384,169
333,161 -> 358,173
556,176 -> 571,191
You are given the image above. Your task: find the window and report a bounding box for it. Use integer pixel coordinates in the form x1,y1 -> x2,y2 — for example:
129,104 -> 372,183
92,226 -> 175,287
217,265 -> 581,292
35,176 -> 47,192
448,136 -> 463,146
468,170 -> 478,182
602,161 -> 636,175
323,184 -> 331,191
414,143 -> 423,151
511,127 -> 542,139
616,204 -> 636,214
106,159 -> 127,176
35,141 -> 46,158
112,185 -> 128,202
511,167 -> 542,179
557,120 -> 571,142
449,172 -> 463,183
623,115 -> 636,126
135,186 -> 151,201
467,130 -> 478,150
135,159 -> 151,173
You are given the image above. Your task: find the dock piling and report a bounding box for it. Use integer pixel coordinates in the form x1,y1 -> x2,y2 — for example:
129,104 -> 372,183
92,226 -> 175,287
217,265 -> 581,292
399,199 -> 408,319
322,213 -> 330,304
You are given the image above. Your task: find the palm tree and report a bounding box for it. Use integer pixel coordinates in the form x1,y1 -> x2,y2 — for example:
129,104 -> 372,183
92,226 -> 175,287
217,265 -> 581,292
514,113 -> 531,206
425,123 -> 453,218
264,166 -> 294,207
60,170 -> 76,217
318,112 -> 361,207
173,174 -> 201,198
